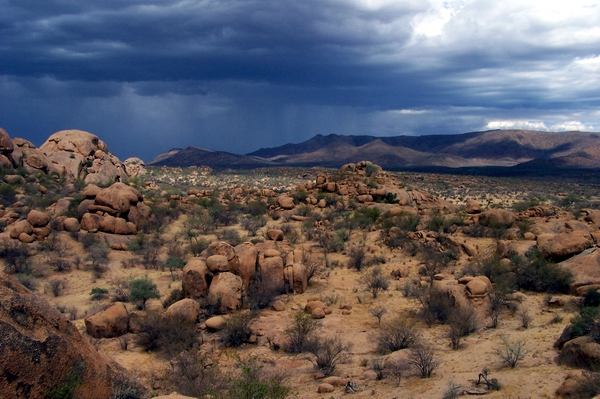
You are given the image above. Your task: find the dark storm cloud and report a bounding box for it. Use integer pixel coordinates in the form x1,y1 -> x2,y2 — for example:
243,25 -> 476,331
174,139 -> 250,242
1,0 -> 600,160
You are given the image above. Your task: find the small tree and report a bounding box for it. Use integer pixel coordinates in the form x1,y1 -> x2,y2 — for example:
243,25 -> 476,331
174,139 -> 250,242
223,311 -> 256,348
377,317 -> 419,354
448,307 -> 478,350
495,336 -> 528,368
164,256 -> 186,280
347,246 -> 367,271
369,306 -> 387,325
409,344 -> 441,378
129,278 -> 160,310
361,267 -> 390,299
308,335 -> 351,376
285,311 -> 320,353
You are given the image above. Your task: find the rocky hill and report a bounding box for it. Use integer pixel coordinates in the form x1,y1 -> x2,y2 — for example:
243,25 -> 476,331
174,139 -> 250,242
150,130 -> 600,170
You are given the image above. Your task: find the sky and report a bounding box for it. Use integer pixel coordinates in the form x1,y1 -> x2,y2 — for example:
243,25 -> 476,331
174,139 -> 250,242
1,0 -> 600,161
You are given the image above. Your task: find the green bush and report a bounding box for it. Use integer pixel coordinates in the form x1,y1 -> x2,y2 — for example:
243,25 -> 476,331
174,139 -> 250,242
135,313 -> 198,359
285,311 -> 320,354
513,248 -> 573,293
129,278 -> 160,310
227,358 -> 291,399
222,311 -> 256,347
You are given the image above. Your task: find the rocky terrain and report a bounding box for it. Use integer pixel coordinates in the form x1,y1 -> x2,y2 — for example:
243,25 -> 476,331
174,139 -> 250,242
3,127 -> 600,398
150,129 -> 600,171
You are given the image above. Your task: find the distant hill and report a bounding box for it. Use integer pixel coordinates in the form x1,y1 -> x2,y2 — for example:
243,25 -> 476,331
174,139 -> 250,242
148,130 -> 600,171
148,146 -> 271,168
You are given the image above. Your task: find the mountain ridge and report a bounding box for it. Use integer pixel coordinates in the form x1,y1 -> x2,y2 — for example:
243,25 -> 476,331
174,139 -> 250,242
148,130 -> 600,171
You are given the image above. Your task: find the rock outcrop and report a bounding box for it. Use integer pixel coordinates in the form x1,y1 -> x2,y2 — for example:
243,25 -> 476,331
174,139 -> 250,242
0,273 -> 124,398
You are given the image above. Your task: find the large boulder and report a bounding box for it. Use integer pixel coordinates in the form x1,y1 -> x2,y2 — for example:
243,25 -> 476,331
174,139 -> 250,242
182,258 -> 213,299
206,255 -> 230,273
0,273 -> 124,398
478,209 -> 516,228
84,302 -> 129,338
41,130 -> 107,156
258,255 -> 285,294
559,336 -> 600,369
80,213 -> 102,232
234,242 -> 258,291
94,183 -> 142,215
207,272 -> 243,314
8,220 -> 33,239
539,231 -> 594,261
465,200 -> 481,214
0,127 -> 14,153
165,299 -> 201,324
206,241 -> 239,272
284,263 -> 308,294
277,196 -> 295,210
123,157 -> 147,177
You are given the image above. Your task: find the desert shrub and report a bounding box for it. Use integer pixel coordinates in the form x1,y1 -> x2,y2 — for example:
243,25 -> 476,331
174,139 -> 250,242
369,306 -> 387,325
488,285 -> 508,328
308,334 -> 351,377
409,344 -> 441,378
189,237 -> 209,256
584,289 -> 600,308
518,307 -> 533,329
0,239 -> 32,274
416,286 -> 455,326
135,313 -> 198,359
443,380 -> 461,399
0,183 -> 17,205
90,287 -> 109,301
426,210 -> 447,232
111,374 -> 148,399
291,189 -> 308,204
420,250 -> 455,283
78,232 -> 98,249
353,207 -> 381,229
347,246 -> 367,271
48,256 -> 73,273
246,273 -> 281,310
86,243 -> 110,278
220,228 -> 243,246
16,274 -> 38,291
129,278 -> 160,310
140,246 -> 161,270
476,368 -> 501,392
285,311 -> 320,354
361,267 -> 390,298
110,277 -> 131,302
513,248 -> 573,293
168,349 -> 226,398
222,311 -> 256,347
46,278 -> 65,297
495,336 -> 528,368
162,288 -> 185,309
571,306 -> 600,339
377,317 -> 419,354
227,358 -> 291,399
241,216 -> 267,236
45,361 -> 85,399
448,306 -> 478,350
247,200 -> 268,216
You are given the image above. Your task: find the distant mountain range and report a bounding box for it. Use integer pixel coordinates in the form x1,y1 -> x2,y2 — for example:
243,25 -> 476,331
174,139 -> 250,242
148,130 -> 600,172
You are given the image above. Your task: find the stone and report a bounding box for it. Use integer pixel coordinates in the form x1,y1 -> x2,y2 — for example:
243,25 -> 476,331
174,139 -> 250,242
26,209 -> 49,227
258,255 -> 285,294
312,308 -> 326,319
465,200 -> 481,214
267,229 -> 284,241
555,324 -> 574,350
0,127 -> 14,152
123,157 -> 147,177
317,383 -> 335,393
206,241 -> 239,272
83,184 -> 102,198
466,278 -> 489,296
234,242 -> 258,291
478,209 -> 516,228
277,196 -> 295,210
80,213 -> 102,232
540,231 -> 593,261
63,218 -> 80,233
84,302 -> 129,338
271,300 -> 285,311
559,336 -> 600,369
18,232 -> 35,243
95,182 -> 141,214
206,255 -> 231,273
204,316 -> 227,331
165,299 -> 201,323
284,263 -> 308,294
207,272 -> 243,314
0,273 -> 123,399
182,258 -> 213,299
9,220 -> 33,239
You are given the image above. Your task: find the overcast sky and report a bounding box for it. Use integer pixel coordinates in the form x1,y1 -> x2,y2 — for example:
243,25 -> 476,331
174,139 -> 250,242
1,0 -> 600,161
